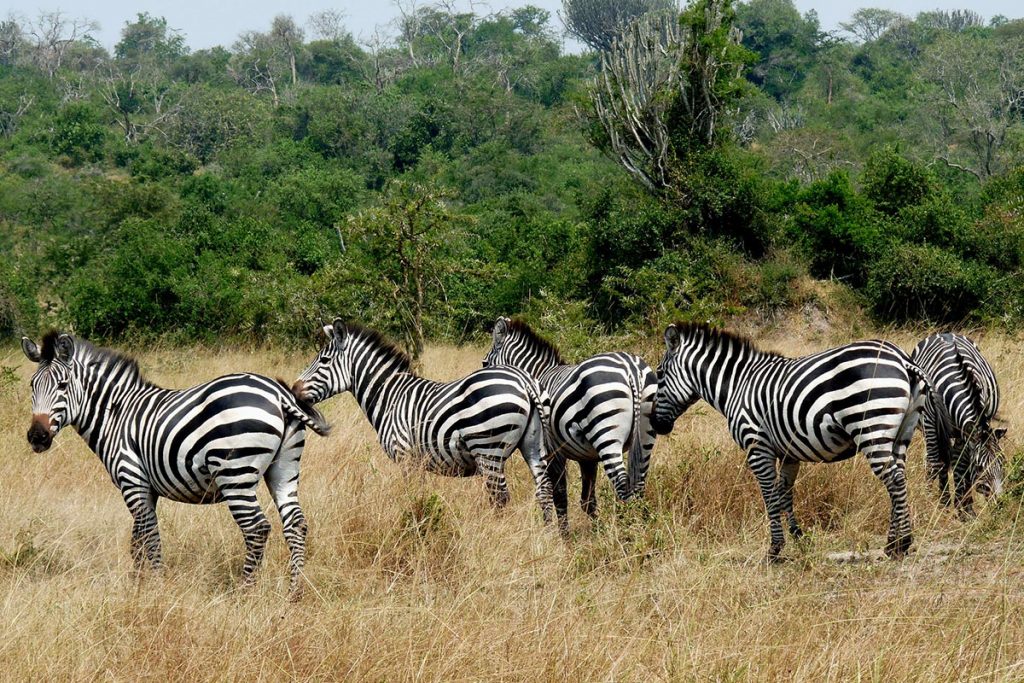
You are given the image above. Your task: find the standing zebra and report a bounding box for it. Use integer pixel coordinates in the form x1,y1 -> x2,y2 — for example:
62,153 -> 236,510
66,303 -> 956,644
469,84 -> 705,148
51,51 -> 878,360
651,323 -> 928,560
911,332 -> 1006,515
293,320 -> 555,520
21,332 -> 330,599
483,317 -> 658,531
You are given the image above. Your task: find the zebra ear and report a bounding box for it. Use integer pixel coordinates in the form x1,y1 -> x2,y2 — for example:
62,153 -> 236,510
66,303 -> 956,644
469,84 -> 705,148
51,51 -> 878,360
55,334 -> 74,362
493,317 -> 509,343
994,427 -> 1007,440
21,337 -> 41,363
330,318 -> 349,346
664,325 -> 681,353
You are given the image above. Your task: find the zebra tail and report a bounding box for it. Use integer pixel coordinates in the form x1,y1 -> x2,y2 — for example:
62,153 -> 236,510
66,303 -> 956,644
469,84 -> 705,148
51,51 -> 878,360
276,378 -> 332,437
523,376 -> 552,432
625,364 -> 643,461
896,360 -> 930,445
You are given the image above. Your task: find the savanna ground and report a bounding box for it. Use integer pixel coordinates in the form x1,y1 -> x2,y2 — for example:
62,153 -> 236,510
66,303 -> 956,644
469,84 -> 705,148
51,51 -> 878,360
2,315 -> 1024,681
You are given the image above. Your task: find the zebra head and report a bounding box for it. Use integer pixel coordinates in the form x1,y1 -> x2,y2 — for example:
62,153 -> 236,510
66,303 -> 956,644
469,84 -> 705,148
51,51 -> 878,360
650,324 -> 701,435
482,317 -> 513,368
972,424 -> 1007,498
22,332 -> 83,453
294,319 -> 352,403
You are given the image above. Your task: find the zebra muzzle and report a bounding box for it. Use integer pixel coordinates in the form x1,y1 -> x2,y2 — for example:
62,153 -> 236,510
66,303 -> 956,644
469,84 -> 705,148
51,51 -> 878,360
27,416 -> 53,453
650,415 -> 676,436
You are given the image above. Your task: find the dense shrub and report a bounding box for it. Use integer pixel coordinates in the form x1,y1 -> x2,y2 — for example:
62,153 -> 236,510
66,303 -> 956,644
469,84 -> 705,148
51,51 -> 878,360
865,242 -> 993,322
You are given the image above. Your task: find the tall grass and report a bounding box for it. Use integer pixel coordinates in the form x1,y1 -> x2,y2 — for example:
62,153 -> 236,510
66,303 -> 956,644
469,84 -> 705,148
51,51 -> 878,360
0,329 -> 1022,681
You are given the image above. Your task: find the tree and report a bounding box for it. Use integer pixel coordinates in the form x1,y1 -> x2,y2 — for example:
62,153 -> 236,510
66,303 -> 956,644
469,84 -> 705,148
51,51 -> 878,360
735,0 -> 820,100
270,15 -> 304,86
0,15 -> 23,66
585,0 -> 752,194
307,9 -> 349,42
105,14 -> 187,142
114,12 -> 187,67
560,0 -> 676,52
344,180 -> 473,359
840,8 -> 906,43
25,10 -> 99,78
918,33 -> 1024,179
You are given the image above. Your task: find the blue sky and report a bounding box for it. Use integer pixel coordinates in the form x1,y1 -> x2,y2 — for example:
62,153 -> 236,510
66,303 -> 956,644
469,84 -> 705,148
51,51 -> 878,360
1,0 -> 1021,53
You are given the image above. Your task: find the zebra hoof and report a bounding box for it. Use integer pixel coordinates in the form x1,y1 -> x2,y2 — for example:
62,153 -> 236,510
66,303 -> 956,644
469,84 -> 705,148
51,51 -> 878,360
766,543 -> 785,564
884,535 -> 912,559
288,584 -> 304,603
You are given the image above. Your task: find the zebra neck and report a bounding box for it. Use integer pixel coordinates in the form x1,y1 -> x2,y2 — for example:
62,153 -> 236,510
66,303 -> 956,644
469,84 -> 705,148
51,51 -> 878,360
348,349 -> 409,430
73,355 -> 164,459
690,342 -> 765,415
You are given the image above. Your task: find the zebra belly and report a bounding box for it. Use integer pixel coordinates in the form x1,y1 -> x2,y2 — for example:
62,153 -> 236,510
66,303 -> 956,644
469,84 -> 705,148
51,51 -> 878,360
387,442 -> 478,477
146,436 -> 281,503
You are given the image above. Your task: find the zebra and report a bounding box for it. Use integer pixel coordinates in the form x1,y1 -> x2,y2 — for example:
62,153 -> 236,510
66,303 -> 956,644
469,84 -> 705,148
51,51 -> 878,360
483,317 -> 658,532
651,322 -> 928,560
21,331 -> 330,600
292,319 -> 556,521
911,332 -> 1006,515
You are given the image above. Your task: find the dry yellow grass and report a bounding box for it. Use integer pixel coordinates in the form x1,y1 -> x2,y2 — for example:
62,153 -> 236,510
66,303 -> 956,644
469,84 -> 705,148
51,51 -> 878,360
1,325 -> 1024,681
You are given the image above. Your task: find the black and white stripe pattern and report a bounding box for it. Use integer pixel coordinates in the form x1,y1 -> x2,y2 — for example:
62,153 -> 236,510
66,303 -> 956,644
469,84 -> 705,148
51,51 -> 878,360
651,323 -> 928,560
483,318 -> 658,531
294,320 -> 555,521
21,332 -> 329,599
911,332 -> 1005,514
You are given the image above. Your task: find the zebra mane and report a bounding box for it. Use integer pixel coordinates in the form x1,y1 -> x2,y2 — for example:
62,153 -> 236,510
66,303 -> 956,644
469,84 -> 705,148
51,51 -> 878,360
672,321 -> 781,358
505,319 -> 563,364
341,321 -> 413,373
49,332 -> 153,386
39,330 -> 61,362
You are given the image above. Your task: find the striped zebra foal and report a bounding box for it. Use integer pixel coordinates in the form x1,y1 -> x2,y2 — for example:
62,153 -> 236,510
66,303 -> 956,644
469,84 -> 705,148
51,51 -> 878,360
293,320 -> 556,520
911,332 -> 1005,515
483,318 -> 658,532
21,332 -> 330,600
651,323 -> 928,560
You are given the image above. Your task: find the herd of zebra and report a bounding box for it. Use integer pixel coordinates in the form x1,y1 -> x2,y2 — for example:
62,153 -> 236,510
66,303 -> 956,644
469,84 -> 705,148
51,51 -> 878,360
20,318 -> 1006,599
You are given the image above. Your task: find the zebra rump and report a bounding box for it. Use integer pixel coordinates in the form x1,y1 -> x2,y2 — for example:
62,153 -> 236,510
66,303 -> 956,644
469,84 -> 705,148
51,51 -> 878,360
484,317 -> 658,531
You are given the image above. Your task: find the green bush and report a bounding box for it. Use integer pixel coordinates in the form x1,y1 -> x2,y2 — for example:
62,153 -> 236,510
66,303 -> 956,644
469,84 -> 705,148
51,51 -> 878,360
861,146 -> 933,216
865,242 -> 993,322
48,102 -> 106,165
790,171 -> 885,286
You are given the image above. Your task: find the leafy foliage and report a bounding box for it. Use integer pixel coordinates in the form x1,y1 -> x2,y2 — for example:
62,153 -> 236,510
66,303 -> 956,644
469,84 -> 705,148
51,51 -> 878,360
0,0 -> 1023,352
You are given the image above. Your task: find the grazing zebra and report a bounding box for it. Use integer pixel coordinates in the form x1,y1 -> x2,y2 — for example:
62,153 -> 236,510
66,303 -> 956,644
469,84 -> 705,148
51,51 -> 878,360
651,323 -> 928,560
293,320 -> 555,520
483,317 -> 658,531
911,332 -> 1006,515
21,332 -> 329,600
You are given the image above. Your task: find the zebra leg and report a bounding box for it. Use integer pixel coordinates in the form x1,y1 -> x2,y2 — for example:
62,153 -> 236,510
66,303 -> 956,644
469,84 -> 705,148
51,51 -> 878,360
122,486 -> 161,570
212,464 -> 272,588
950,440 -> 975,518
265,424 -> 308,601
747,448 -> 785,561
547,454 -> 569,535
475,451 -> 511,508
866,454 -> 912,559
778,461 -> 803,539
579,460 -> 599,518
597,442 -> 631,502
923,412 -> 952,506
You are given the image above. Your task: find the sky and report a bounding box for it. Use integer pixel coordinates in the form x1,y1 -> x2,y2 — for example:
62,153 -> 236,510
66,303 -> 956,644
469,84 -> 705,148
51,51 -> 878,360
1,0 -> 1022,53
